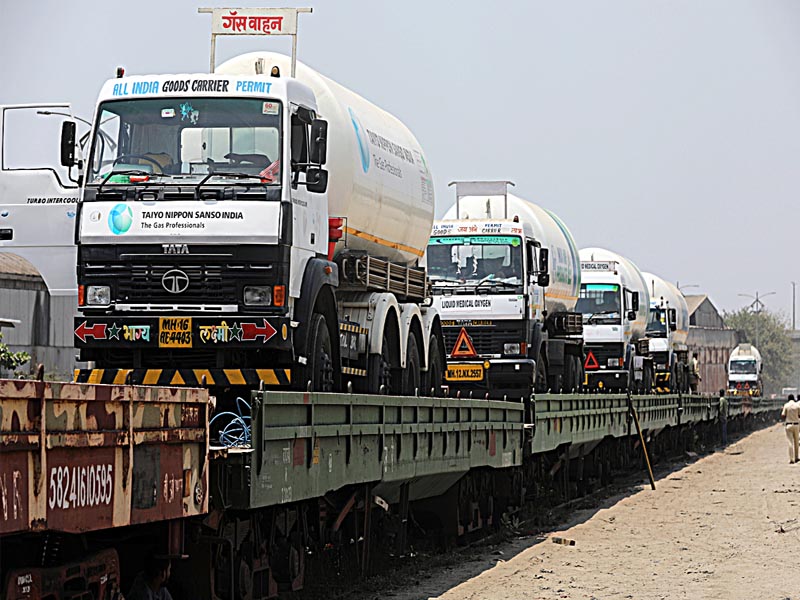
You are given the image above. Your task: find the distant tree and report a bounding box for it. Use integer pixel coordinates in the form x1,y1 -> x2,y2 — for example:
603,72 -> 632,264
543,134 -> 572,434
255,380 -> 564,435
0,331 -> 31,371
723,308 -> 793,394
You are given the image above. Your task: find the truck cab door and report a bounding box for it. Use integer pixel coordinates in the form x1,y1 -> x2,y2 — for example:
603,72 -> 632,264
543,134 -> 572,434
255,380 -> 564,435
0,104 -> 80,295
287,104 -> 328,298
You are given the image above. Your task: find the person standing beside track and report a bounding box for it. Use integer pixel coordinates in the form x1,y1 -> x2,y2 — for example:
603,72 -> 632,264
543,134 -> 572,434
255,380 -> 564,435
718,389 -> 728,446
781,394 -> 800,464
689,352 -> 702,393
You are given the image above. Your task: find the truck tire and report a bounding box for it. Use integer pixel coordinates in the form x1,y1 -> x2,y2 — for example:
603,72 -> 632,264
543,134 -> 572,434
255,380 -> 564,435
643,364 -> 653,394
367,334 -> 394,395
401,333 -> 422,396
424,334 -> 444,397
534,353 -> 548,394
572,355 -> 584,393
307,313 -> 335,392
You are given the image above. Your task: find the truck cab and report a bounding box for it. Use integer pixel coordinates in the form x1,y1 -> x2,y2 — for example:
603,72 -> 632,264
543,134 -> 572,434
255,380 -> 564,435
642,272 -> 690,393
727,343 -> 762,396
426,219 -> 540,399
424,181 -> 583,399
67,69 -> 332,389
577,258 -> 648,391
0,103 -> 80,296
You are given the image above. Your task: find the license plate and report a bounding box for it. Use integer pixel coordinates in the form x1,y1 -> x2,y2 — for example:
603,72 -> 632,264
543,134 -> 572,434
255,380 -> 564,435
446,364 -> 484,382
159,317 -> 193,348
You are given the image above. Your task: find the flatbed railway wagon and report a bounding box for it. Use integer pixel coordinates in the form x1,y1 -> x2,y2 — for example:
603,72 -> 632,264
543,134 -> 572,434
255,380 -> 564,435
0,378 -> 209,599
1,374 -> 781,599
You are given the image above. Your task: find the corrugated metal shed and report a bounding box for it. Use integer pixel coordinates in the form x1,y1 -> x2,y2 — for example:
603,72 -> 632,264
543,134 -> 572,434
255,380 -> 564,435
0,252 -> 76,377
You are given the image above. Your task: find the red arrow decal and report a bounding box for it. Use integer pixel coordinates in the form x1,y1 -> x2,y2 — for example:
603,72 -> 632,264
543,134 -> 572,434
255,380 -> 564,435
241,319 -> 277,343
75,321 -> 107,343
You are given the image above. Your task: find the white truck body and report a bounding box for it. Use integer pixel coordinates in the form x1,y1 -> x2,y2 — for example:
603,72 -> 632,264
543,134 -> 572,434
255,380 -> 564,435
423,182 -> 583,397
218,52 -> 434,265
577,248 -> 650,391
641,271 -> 691,392
0,104 -> 80,296
728,343 -> 762,396
71,51 -> 443,395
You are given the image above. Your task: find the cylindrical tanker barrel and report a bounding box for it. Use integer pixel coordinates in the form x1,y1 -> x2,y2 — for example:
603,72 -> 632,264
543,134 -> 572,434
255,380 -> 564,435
217,52 -> 435,265
579,247 -> 650,340
641,272 -> 689,346
441,193 -> 581,313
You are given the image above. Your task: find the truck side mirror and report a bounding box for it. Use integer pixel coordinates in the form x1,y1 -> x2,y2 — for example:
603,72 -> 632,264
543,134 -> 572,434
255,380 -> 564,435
668,308 -> 677,331
627,310 -> 636,321
526,241 -> 535,274
309,119 -> 328,165
631,291 -> 639,312
306,167 -> 328,193
537,273 -> 550,287
538,248 -> 549,274
60,121 -> 76,167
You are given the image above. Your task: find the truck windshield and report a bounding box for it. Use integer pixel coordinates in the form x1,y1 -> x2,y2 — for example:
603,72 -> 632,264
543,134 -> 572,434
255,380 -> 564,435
88,97 -> 282,184
647,308 -> 667,336
730,360 -> 757,374
426,235 -> 523,287
576,283 -> 621,324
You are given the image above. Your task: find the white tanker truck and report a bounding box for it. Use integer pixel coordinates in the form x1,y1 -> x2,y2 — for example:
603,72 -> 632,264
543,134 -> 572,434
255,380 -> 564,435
63,44 -> 444,395
422,181 -> 583,398
728,343 -> 763,396
577,248 -> 652,392
641,272 -> 690,393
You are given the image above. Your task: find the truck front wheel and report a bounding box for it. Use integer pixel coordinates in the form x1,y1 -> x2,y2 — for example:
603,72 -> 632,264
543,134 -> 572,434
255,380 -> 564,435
307,313 -> 335,392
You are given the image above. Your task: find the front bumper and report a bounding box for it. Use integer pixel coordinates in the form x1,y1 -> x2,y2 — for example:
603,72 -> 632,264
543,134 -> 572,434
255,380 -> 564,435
74,315 -> 292,350
584,369 -> 630,390
444,358 -> 535,400
74,367 -> 291,387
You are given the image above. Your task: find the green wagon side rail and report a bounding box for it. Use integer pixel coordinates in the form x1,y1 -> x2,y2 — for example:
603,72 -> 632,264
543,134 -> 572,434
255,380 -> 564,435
213,391 -> 525,511
209,390 -> 783,511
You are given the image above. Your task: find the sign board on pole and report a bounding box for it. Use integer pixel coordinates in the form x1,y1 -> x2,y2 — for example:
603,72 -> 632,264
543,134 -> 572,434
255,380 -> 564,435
198,7 -> 312,75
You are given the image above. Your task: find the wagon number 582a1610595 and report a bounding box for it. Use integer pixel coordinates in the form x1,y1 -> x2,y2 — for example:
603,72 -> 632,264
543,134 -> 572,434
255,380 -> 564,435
48,464 -> 114,510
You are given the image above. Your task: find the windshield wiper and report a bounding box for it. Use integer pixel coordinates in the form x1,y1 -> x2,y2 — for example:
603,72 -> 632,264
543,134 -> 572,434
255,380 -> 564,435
430,276 -> 463,284
585,310 -> 620,323
194,171 -> 275,197
474,279 -> 519,290
97,170 -> 163,193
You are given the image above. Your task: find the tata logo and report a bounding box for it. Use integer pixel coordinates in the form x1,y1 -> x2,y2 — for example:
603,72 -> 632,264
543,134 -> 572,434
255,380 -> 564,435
161,269 -> 190,294
162,244 -> 189,254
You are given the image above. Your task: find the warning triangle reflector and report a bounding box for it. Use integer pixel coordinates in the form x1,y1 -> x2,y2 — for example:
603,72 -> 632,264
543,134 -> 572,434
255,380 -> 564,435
584,351 -> 599,370
451,327 -> 477,358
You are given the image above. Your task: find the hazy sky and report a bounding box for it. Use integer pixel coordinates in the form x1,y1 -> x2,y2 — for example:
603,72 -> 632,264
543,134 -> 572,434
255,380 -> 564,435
1,1 -> 798,318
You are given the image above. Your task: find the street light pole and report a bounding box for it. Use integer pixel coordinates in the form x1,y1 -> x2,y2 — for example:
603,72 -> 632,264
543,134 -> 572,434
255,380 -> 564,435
792,281 -> 797,331
737,291 -> 776,348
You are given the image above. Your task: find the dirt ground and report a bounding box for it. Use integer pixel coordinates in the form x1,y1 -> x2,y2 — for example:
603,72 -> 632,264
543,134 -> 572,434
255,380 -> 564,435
383,423 -> 800,600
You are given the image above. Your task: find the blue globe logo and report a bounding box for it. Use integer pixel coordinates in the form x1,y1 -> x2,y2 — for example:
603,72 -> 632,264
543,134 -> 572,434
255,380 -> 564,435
108,203 -> 133,235
348,107 -> 370,173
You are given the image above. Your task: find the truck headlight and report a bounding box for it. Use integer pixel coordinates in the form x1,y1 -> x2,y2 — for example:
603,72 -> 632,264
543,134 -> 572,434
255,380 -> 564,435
607,358 -> 620,367
244,286 -> 272,306
86,285 -> 111,306
503,343 -> 521,355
